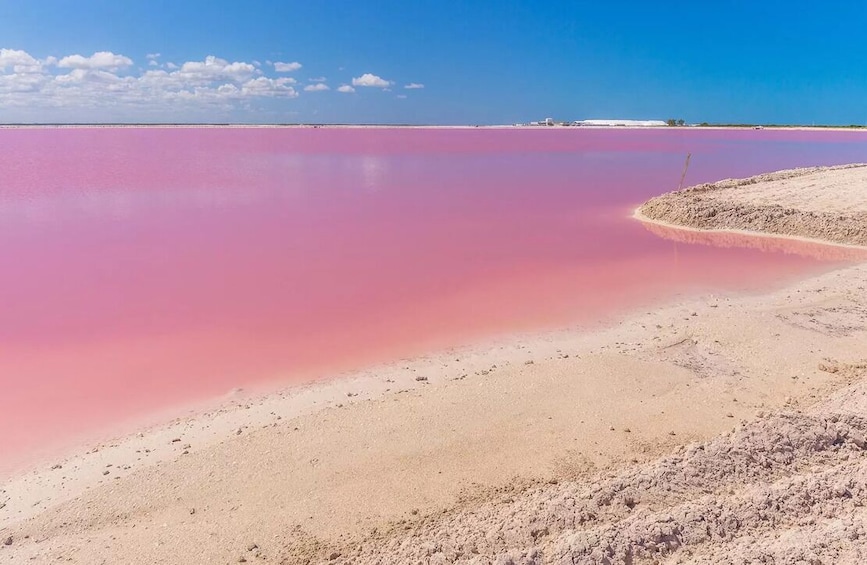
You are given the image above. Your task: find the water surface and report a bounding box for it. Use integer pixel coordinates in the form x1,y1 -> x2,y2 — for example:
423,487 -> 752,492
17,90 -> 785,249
1,126 -> 865,472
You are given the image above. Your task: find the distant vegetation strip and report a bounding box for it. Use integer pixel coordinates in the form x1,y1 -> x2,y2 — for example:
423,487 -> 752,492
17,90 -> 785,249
691,122 -> 866,129
1,122 -> 865,128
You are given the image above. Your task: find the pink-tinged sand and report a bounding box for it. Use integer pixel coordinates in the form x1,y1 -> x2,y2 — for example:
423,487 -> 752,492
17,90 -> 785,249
1,127 -> 865,474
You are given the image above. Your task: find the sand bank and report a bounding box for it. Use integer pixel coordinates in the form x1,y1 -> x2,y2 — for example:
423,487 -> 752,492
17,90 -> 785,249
2,166 -> 867,564
637,164 -> 867,248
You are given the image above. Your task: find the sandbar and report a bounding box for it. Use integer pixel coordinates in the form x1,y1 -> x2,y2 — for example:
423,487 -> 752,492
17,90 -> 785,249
637,164 -> 867,248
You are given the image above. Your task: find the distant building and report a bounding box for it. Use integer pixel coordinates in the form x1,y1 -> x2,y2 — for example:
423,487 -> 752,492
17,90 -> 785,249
527,117 -> 557,126
573,119 -> 667,127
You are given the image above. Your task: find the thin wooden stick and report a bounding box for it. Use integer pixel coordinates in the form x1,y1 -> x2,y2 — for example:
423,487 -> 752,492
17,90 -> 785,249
678,152 -> 692,190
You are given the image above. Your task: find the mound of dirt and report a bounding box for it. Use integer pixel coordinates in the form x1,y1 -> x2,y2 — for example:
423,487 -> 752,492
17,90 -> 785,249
309,378 -> 867,564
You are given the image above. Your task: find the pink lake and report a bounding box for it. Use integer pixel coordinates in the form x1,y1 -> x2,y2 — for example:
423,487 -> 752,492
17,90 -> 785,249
1,126 -> 866,473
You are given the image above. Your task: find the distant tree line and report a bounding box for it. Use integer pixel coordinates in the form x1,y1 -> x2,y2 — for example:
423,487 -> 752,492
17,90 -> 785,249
695,123 -> 866,129
661,119 -> 866,128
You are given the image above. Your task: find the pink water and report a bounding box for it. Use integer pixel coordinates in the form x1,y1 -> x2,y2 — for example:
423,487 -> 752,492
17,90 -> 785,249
1,127 -> 865,473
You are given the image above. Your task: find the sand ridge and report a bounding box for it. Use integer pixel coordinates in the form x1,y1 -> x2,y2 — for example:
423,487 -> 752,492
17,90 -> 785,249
638,164 -> 867,248
340,380 -> 867,564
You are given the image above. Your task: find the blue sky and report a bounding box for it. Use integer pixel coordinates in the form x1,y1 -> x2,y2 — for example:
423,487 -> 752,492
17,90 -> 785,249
1,1 -> 866,124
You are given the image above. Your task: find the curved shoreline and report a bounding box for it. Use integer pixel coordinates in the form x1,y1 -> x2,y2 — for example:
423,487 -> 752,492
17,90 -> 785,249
637,164 -> 867,249
6,262 -> 864,563
3,164 -> 867,563
633,208 -> 867,257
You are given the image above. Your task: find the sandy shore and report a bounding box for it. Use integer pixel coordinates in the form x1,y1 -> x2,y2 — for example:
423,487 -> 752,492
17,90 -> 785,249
2,166 -> 867,564
638,164 -> 867,248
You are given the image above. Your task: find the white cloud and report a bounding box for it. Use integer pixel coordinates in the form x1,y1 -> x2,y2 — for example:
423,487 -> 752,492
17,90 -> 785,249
0,71 -> 49,94
0,49 -> 52,96
54,68 -> 127,84
216,83 -> 238,95
396,94 -> 407,99
176,55 -> 256,83
351,73 -> 392,88
239,77 -> 298,97
404,83 -> 424,89
57,51 -> 133,70
0,48 -> 40,70
0,48 -> 398,120
273,61 -> 302,72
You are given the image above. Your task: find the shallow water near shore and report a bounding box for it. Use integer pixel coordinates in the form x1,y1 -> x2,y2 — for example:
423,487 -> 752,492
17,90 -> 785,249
1,127 -> 865,472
